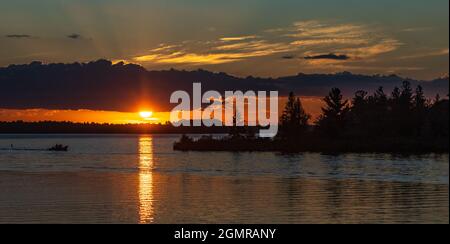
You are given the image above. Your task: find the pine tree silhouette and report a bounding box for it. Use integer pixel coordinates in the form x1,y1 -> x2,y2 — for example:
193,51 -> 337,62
280,92 -> 310,140
316,88 -> 350,138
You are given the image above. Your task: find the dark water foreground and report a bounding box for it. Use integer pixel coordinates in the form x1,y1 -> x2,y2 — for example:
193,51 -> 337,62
0,134 -> 448,224
0,172 -> 448,224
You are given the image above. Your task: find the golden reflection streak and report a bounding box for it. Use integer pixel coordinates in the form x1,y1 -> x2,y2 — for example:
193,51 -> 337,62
138,136 -> 154,223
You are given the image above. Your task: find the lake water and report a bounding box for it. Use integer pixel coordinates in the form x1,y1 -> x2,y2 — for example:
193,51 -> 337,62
0,134 -> 448,224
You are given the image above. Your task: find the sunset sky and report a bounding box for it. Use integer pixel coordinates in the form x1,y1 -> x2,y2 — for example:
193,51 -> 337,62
1,0 -> 448,79
0,0 -> 448,123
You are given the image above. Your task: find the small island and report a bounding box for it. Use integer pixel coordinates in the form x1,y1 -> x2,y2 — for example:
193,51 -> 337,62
174,82 -> 449,154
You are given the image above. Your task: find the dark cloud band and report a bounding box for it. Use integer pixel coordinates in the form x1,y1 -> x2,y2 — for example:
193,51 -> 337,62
0,60 -> 446,112
5,34 -> 32,38
304,53 -> 350,60
67,34 -> 82,39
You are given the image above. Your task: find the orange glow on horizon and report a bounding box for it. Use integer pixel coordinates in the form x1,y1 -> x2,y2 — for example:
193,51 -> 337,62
139,111 -> 153,119
0,109 -> 171,124
0,96 -> 325,124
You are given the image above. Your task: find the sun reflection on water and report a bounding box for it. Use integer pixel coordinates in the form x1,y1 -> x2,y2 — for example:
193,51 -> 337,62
138,136 -> 154,223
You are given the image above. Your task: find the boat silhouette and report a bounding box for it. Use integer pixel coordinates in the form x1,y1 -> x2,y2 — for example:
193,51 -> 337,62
0,144 -> 69,152
48,144 -> 69,151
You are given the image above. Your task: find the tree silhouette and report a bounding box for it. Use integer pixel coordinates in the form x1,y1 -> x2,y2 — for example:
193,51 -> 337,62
413,85 -> 428,136
373,86 -> 388,104
348,90 -> 369,136
414,85 -> 427,109
280,92 -> 310,140
391,86 -> 401,101
400,81 -> 414,108
316,88 -> 350,138
388,81 -> 416,137
351,90 -> 368,117
371,87 -> 390,135
428,97 -> 449,137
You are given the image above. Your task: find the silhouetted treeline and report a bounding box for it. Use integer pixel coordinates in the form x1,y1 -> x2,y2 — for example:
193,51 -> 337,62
312,81 -> 448,140
0,121 -> 232,134
278,81 -> 448,152
175,81 -> 449,153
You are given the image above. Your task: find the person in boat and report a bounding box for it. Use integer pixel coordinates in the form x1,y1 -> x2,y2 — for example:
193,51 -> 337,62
49,144 -> 69,151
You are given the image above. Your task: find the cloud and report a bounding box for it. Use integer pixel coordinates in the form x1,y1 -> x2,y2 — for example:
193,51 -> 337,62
281,55 -> 296,60
214,40 -> 268,51
214,40 -> 294,54
220,36 -> 258,42
289,21 -> 367,39
134,39 -> 295,65
399,48 -> 449,60
122,20 -> 401,70
284,21 -> 401,60
0,60 -> 446,113
401,27 -> 433,32
135,52 -> 248,65
149,44 -> 180,52
5,34 -> 32,39
339,39 -> 403,58
287,21 -> 372,49
291,38 -> 368,47
304,53 -> 350,60
135,49 -> 291,65
67,34 -> 82,39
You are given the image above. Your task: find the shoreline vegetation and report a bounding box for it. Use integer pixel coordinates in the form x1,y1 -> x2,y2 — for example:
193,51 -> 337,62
173,134 -> 448,154
0,121 -> 229,134
174,82 -> 449,153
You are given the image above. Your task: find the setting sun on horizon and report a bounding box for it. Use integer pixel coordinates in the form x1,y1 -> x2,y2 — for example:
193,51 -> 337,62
139,111 -> 154,119
0,98 -> 325,125
0,0 -> 448,227
0,108 -> 170,125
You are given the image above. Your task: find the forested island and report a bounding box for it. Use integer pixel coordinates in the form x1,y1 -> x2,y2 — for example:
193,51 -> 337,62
174,81 -> 449,153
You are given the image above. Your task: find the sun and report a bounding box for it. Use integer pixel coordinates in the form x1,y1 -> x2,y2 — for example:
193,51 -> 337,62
139,111 -> 153,119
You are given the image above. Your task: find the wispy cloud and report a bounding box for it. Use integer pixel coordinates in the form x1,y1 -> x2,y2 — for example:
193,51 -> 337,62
214,40 -> 294,54
133,39 -> 295,65
339,39 -> 403,59
5,34 -> 32,39
134,44 -> 294,65
124,20 -> 401,68
399,48 -> 449,60
135,52 -> 244,65
401,27 -> 433,32
219,35 -> 258,42
289,21 -> 367,39
291,38 -> 369,47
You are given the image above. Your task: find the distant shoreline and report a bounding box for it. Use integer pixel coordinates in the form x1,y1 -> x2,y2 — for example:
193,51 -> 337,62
0,121 -> 233,134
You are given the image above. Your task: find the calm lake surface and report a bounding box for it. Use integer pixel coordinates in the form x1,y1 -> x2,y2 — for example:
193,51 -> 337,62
0,134 -> 448,224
